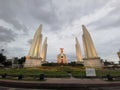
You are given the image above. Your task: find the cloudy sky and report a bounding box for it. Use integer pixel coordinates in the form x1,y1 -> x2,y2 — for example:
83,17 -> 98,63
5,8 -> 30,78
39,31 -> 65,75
0,0 -> 120,63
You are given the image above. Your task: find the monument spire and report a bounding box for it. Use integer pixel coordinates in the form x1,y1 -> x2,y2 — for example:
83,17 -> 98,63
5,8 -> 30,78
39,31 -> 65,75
24,24 -> 45,67
82,25 -> 102,68
75,37 -> 83,62
28,24 -> 43,58
41,37 -> 47,62
82,25 -> 98,58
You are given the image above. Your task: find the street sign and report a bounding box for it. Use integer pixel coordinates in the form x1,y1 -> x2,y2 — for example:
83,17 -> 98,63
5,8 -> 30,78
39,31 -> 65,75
86,68 -> 96,76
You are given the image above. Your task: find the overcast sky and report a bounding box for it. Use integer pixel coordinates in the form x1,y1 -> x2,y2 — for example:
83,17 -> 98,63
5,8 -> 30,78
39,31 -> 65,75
0,0 -> 120,63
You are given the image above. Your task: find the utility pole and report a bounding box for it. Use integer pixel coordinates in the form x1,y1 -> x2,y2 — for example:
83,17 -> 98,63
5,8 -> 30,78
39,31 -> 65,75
117,49 -> 120,64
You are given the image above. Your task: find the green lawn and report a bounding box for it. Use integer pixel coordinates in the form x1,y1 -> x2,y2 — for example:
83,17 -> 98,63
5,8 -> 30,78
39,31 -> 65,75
0,66 -> 120,79
72,70 -> 120,78
0,68 -> 70,78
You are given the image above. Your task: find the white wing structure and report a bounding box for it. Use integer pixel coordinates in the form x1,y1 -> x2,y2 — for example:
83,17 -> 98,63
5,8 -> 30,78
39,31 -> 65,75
75,37 -> 83,62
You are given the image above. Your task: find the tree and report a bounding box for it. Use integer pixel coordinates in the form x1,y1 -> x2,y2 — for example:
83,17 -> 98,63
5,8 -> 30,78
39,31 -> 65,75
18,56 -> 26,64
18,56 -> 26,68
3,61 -> 12,67
0,53 -> 6,64
104,60 -> 112,66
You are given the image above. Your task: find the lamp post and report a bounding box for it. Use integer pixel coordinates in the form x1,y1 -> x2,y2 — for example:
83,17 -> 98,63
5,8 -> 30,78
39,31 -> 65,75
1,49 -> 4,54
117,50 -> 120,64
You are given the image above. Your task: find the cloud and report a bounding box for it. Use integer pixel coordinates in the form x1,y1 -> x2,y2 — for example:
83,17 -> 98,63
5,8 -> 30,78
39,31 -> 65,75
27,39 -> 32,44
0,26 -> 17,52
0,26 -> 16,43
87,0 -> 120,30
0,0 -> 119,63
6,47 -> 27,58
0,0 -> 28,33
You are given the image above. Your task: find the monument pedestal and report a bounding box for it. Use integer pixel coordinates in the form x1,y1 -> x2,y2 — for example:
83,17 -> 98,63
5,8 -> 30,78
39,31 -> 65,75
76,61 -> 84,64
24,57 -> 42,67
83,57 -> 102,68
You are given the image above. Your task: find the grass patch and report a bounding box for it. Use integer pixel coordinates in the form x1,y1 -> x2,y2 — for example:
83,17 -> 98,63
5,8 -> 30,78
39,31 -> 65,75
0,68 -> 70,79
0,66 -> 120,80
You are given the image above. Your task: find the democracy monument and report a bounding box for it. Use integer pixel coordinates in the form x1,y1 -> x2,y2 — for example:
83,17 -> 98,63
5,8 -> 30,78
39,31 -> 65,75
75,25 -> 102,68
24,24 -> 47,67
24,24 -> 102,68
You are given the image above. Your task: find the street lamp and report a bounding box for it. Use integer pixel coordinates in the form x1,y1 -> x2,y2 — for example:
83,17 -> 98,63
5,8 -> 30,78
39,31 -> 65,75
1,49 -> 4,54
117,50 -> 120,64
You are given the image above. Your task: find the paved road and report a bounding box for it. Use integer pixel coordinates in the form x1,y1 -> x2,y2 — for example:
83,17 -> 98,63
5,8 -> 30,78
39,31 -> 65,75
90,87 -> 120,90
0,78 -> 120,90
0,86 -> 120,90
0,86 -> 52,90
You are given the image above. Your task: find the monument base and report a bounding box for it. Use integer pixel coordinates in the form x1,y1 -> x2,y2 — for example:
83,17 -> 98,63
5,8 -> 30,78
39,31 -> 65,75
76,61 -> 84,64
83,57 -> 102,68
24,57 -> 42,67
